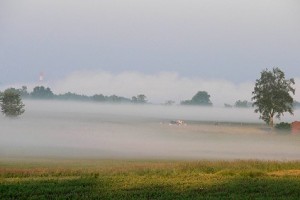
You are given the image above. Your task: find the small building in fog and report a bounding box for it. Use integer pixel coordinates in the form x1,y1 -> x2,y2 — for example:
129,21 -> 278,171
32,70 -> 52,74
291,121 -> 300,134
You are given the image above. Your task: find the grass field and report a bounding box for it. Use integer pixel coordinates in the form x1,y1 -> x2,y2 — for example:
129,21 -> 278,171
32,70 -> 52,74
1,158 -> 300,199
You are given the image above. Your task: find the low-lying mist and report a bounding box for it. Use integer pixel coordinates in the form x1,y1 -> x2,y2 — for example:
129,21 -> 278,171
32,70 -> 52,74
1,100 -> 300,160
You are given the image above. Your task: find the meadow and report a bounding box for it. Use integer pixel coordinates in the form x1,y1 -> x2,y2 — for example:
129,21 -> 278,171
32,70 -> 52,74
1,101 -> 300,199
1,158 -> 300,199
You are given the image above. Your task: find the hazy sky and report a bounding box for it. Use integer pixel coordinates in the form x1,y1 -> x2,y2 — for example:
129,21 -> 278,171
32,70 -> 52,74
0,0 -> 299,103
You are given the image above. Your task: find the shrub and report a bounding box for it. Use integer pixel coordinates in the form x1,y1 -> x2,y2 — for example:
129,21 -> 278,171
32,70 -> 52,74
0,88 -> 25,117
275,122 -> 291,131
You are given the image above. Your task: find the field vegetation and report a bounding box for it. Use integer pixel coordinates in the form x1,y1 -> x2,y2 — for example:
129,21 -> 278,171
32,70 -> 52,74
1,158 -> 300,199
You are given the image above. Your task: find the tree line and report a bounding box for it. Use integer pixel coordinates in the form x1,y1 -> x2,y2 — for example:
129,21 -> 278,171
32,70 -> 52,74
1,85 -> 269,108
0,67 -> 299,127
2,86 -> 148,104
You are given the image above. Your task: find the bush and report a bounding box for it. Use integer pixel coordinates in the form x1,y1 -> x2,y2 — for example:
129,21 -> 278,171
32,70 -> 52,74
275,122 -> 291,131
0,89 -> 25,117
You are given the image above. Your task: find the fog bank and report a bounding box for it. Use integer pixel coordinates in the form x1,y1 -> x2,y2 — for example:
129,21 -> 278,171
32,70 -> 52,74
1,100 -> 300,160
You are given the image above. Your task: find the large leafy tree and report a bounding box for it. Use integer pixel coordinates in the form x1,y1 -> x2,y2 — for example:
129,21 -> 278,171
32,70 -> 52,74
0,88 -> 25,117
252,67 -> 295,126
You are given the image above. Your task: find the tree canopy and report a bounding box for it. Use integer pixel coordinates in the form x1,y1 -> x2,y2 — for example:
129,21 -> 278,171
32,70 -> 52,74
132,94 -> 147,104
252,67 -> 295,126
181,91 -> 212,106
234,100 -> 251,108
164,100 -> 175,106
31,86 -> 54,99
0,88 -> 25,117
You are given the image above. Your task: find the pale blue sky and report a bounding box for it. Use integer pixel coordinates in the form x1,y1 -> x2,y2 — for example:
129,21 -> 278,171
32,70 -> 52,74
0,0 -> 299,85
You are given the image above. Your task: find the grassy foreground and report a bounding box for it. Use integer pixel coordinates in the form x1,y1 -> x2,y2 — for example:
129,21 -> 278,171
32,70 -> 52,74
1,159 -> 300,199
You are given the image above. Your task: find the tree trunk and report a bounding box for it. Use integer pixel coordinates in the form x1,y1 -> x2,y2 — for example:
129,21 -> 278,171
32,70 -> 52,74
269,116 -> 274,127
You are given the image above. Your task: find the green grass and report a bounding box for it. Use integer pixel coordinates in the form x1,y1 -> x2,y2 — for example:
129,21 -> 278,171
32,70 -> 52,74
1,159 -> 300,199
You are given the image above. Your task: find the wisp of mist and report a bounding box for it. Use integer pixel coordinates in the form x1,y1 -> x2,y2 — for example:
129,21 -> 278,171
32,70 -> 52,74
1,100 -> 300,160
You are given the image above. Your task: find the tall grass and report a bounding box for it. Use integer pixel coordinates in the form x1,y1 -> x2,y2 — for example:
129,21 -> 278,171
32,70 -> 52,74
1,159 -> 300,199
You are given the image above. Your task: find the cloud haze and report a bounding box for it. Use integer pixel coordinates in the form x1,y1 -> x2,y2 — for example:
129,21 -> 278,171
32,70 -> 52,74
51,71 -> 254,105
54,71 -> 300,105
0,0 -> 299,84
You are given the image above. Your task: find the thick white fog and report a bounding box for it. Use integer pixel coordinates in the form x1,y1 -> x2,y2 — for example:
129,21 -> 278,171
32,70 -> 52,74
1,100 -> 300,160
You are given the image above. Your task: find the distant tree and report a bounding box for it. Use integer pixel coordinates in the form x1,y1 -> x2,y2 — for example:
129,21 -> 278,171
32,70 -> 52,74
0,88 -> 25,117
106,95 -> 131,103
181,91 -> 212,106
31,86 -> 54,99
294,101 -> 300,109
92,94 -> 106,102
137,94 -> 147,103
20,86 -> 29,98
56,92 -> 90,101
132,94 -> 147,104
108,95 -> 119,102
164,100 -> 175,106
252,67 -> 295,127
131,96 -> 138,103
54,92 -> 131,103
224,103 -> 233,108
234,100 -> 251,108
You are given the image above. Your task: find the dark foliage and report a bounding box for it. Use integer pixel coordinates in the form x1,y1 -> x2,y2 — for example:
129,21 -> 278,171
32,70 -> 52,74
56,92 -> 90,101
234,100 -> 252,108
0,88 -> 25,117
132,94 -> 147,104
181,91 -> 212,106
31,86 -> 54,99
275,122 -> 291,131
